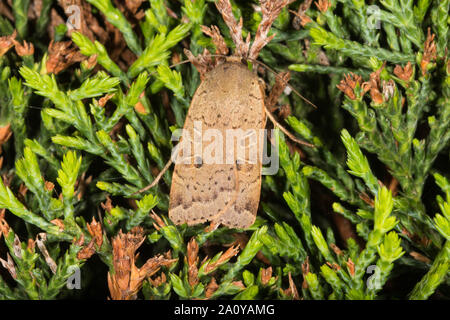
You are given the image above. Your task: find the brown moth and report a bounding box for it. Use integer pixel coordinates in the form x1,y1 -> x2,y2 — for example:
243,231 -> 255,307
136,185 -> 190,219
167,0 -> 298,229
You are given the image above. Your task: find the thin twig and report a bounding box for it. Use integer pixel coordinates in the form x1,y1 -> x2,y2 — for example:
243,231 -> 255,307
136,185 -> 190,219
264,104 -> 315,147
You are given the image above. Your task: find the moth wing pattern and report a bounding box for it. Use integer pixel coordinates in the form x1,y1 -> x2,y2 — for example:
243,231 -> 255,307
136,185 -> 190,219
169,62 -> 266,229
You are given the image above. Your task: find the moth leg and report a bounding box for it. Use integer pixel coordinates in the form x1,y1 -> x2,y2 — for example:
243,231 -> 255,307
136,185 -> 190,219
264,105 -> 315,148
262,71 -> 315,147
133,137 -> 195,195
133,158 -> 173,195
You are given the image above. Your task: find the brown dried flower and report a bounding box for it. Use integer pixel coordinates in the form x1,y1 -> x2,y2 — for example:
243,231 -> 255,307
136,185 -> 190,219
187,237 -> 199,287
330,243 -> 343,256
36,233 -> 58,274
362,66 -> 385,104
410,251 -> 431,264
0,253 -> 17,279
283,272 -> 300,300
346,258 -> 355,276
315,0 -> 331,13
393,62 -> 413,82
336,73 -> 363,100
13,40 -> 34,57
45,181 -> 55,191
150,211 -> 166,231
202,245 -> 240,274
0,124 -> 12,155
260,267 -> 273,286
87,217 -> 103,247
421,28 -> 437,76
46,40 -> 85,74
149,272 -> 167,287
205,277 -> 219,299
27,238 -> 36,252
82,54 -> 98,70
77,240 -> 96,260
101,196 -> 113,212
133,91 -> 147,114
50,219 -> 65,231
301,256 -> 310,289
0,209 -> 10,240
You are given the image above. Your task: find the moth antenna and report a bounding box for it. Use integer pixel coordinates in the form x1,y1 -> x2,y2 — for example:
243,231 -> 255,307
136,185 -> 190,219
203,54 -> 318,109
264,104 -> 315,148
146,59 -> 192,78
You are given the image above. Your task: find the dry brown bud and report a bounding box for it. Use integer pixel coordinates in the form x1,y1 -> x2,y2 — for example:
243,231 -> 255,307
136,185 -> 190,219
82,54 -> 98,70
301,256 -> 310,289
315,0 -> 331,13
0,209 -> 9,239
346,258 -> 355,276
77,240 -> 96,260
46,40 -> 85,74
50,219 -> 65,231
410,251 -> 431,264
0,124 -> 12,155
260,267 -> 273,285
187,237 -> 199,287
393,62 -> 413,82
337,73 -> 363,100
149,272 -> 167,287
36,233 -> 58,274
150,211 -> 166,230
421,28 -> 437,76
205,277 -> 219,299
27,238 -> 36,252
330,243 -> 343,256
87,217 -> 103,247
0,31 -> 16,57
108,228 -> 177,300
0,253 -> 17,279
101,196 -> 113,213
45,181 -> 55,191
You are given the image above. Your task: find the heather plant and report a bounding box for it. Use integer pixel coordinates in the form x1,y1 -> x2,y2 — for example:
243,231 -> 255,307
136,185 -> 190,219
0,0 -> 448,300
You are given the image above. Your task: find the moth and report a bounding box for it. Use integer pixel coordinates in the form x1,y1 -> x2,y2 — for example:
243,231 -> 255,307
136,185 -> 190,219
141,0 -> 312,229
